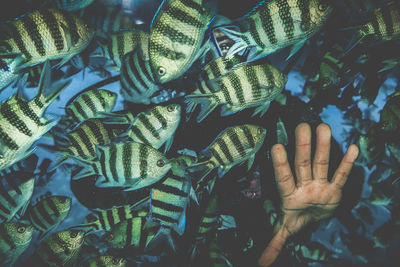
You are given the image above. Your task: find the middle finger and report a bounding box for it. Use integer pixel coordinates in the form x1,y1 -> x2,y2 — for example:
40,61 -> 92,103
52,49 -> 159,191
295,123 -> 312,186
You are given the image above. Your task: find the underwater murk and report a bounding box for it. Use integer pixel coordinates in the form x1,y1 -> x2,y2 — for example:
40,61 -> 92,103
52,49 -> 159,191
0,0 -> 399,266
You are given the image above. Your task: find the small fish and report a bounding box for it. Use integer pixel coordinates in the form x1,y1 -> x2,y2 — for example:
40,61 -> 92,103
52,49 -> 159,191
81,255 -> 127,267
0,55 -> 24,91
149,0 -> 215,83
0,8 -> 94,68
0,221 -> 34,266
186,54 -> 244,114
73,141 -> 172,191
29,229 -> 85,267
345,2 -> 400,53
120,50 -> 161,105
0,61 -> 70,170
185,62 -> 287,122
122,104 -> 181,153
0,171 -> 35,223
44,118 -> 128,170
207,236 -> 233,267
216,0 -> 332,60
188,124 -> 266,182
28,195 -> 72,236
103,216 -> 159,251
196,195 -> 219,240
97,30 -> 150,68
55,0 -> 94,11
289,242 -> 331,263
65,89 -> 118,124
76,204 -> 147,232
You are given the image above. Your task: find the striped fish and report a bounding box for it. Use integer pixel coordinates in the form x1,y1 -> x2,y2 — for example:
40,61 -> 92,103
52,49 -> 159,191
0,171 -> 35,223
123,104 -> 181,153
149,0 -> 215,83
196,195 -> 219,240
55,0 -> 94,11
28,195 -> 72,235
73,141 -> 172,191
0,222 -> 34,266
103,216 -> 159,251
81,255 -> 127,267
45,118 -> 128,171
217,0 -> 332,60
0,55 -> 24,91
65,89 -> 118,124
84,5 -> 136,35
0,61 -> 70,170
345,2 -> 400,53
185,61 -> 287,122
186,54 -> 244,114
29,229 -> 85,267
0,153 -> 38,177
76,204 -> 148,232
208,237 -> 233,267
188,124 -> 266,182
98,30 -> 150,68
0,8 -> 94,68
120,50 -> 161,105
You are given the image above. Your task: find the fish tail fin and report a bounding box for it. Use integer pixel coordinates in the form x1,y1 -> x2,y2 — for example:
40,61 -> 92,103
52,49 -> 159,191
185,94 -> 218,123
33,61 -> 71,108
145,227 -> 176,253
341,25 -> 369,56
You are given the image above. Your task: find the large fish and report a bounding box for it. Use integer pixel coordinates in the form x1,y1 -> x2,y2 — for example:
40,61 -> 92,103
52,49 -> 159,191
0,61 -> 70,170
0,8 -> 94,68
185,61 -> 287,122
29,229 -> 85,266
149,0 -> 215,83
27,195 -> 72,237
188,124 -> 266,181
217,0 -> 332,60
0,222 -> 34,266
120,50 -> 161,104
0,171 -> 35,223
73,141 -> 171,191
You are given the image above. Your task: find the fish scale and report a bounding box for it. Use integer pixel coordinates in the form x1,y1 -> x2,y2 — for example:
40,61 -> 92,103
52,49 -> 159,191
0,8 -> 94,67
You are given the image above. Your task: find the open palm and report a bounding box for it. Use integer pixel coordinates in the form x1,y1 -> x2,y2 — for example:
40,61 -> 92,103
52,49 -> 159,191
259,123 -> 359,266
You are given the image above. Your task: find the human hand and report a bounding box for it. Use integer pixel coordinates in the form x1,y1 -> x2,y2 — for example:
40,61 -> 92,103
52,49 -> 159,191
258,123 -> 359,266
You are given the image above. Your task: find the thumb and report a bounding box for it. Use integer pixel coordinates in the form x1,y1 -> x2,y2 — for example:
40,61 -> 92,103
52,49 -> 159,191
258,226 -> 289,266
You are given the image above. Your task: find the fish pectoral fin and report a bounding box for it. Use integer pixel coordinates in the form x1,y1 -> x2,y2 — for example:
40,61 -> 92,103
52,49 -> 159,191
220,105 -> 241,116
163,135 -> 175,154
252,101 -> 271,117
287,40 -> 307,60
247,154 -> 255,171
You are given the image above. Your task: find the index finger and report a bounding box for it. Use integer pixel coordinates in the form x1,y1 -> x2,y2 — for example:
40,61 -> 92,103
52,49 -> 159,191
271,144 -> 296,198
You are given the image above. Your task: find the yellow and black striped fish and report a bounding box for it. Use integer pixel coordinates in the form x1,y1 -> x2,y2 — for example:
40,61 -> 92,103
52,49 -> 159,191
27,195 -> 71,236
81,255 -> 127,267
65,89 -> 118,124
0,221 -> 34,266
76,204 -> 148,232
0,55 -> 24,91
103,216 -> 159,251
0,61 -> 70,170
345,1 -> 400,53
73,141 -> 171,191
217,0 -> 332,60
188,124 -> 266,182
120,50 -> 161,105
0,8 -> 94,68
98,30 -> 150,68
29,229 -> 85,266
185,61 -> 287,122
207,236 -> 233,267
149,0 -> 216,83
186,54 -> 244,114
122,104 -> 181,153
196,195 -> 219,240
0,171 -> 35,223
45,118 -> 128,171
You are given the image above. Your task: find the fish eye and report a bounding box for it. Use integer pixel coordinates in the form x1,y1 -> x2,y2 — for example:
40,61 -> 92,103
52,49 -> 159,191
167,105 -> 175,112
108,92 -> 114,97
157,159 -> 165,167
257,128 -> 263,135
318,3 -> 328,11
70,231 -> 78,238
17,226 -> 26,233
158,67 -> 166,76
